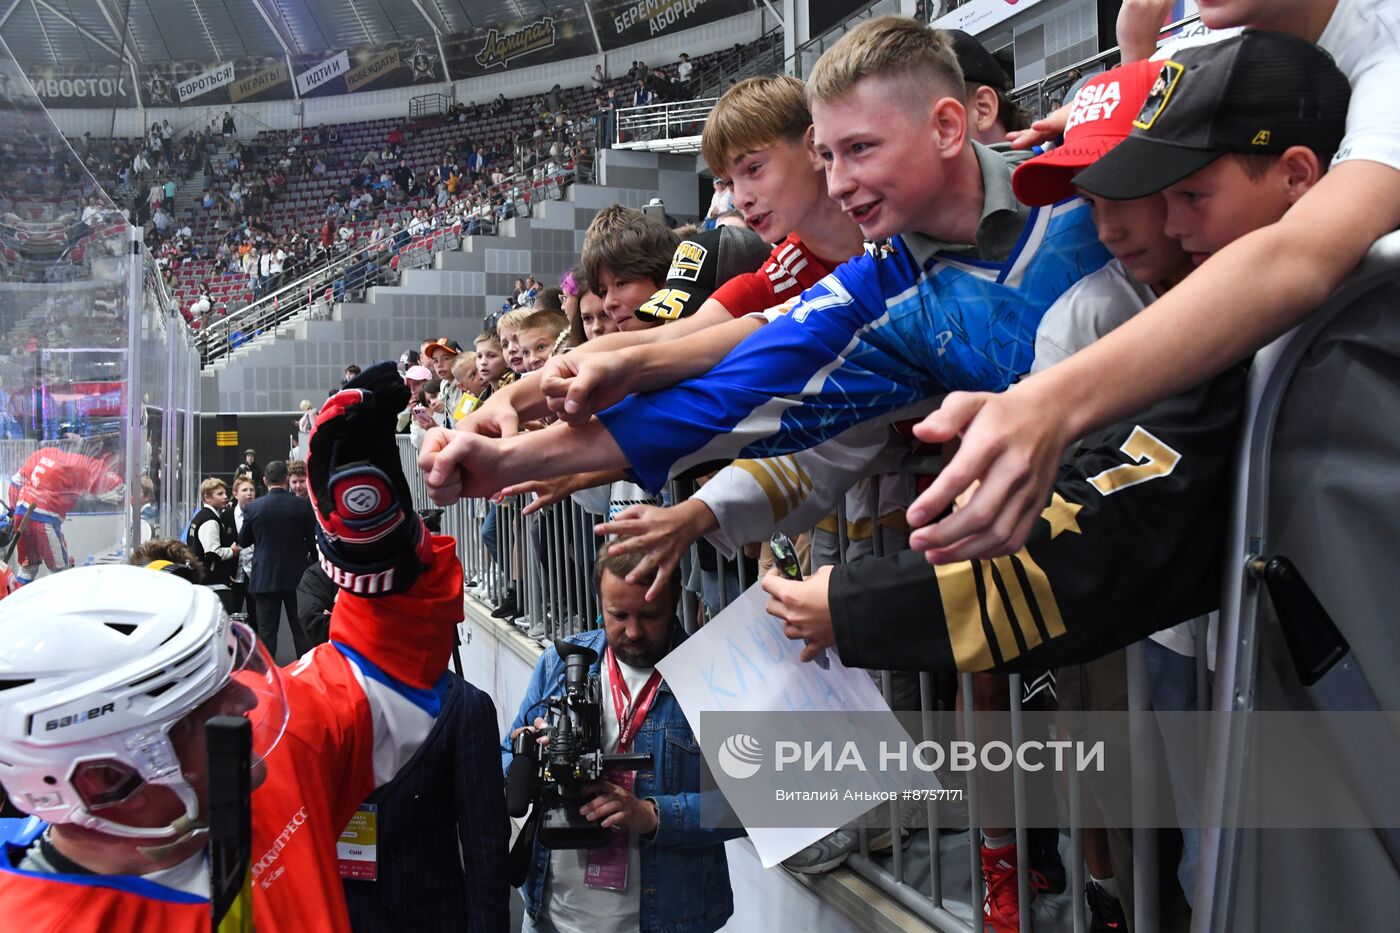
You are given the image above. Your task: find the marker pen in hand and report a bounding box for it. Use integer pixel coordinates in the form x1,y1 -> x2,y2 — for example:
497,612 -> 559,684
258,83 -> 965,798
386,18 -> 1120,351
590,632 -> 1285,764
769,532 -> 830,669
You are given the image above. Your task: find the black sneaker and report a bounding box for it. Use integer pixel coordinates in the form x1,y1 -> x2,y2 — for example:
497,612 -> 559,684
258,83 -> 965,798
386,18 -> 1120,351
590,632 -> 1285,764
1086,880 -> 1127,932
490,588 -> 519,619
1028,826 -> 1066,895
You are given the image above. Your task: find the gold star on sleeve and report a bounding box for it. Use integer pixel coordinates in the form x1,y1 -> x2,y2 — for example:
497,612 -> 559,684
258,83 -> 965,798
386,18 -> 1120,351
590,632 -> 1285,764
1041,492 -> 1084,539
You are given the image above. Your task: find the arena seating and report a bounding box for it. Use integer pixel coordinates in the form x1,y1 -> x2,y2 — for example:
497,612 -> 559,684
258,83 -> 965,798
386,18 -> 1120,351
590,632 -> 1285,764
67,35 -> 782,331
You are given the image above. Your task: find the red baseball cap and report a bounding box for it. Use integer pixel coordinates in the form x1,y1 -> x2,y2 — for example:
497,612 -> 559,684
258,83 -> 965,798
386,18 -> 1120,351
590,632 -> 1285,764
1011,58 -> 1165,207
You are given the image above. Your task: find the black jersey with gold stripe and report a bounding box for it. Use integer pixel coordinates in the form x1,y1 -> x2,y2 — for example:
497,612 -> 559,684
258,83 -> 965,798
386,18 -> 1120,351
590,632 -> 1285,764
828,362 -> 1246,673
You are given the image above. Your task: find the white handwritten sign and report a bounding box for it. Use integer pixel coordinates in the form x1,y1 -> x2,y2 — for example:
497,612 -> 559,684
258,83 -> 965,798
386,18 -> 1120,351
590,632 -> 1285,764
658,582 -> 906,867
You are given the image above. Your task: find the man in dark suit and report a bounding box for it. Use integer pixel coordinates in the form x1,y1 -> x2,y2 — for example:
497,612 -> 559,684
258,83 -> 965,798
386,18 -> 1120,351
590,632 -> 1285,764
237,459 -> 318,658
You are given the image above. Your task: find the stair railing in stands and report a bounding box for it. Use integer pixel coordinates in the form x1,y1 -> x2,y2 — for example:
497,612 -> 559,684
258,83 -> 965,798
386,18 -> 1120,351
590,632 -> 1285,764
1007,14 -> 1201,119
196,161 -> 575,366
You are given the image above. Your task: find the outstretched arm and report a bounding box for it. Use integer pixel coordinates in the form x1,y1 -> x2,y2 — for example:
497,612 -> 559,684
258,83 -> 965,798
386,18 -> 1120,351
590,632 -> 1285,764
454,301 -> 738,436
422,418 -> 627,505
908,159 -> 1400,563
542,315 -> 763,424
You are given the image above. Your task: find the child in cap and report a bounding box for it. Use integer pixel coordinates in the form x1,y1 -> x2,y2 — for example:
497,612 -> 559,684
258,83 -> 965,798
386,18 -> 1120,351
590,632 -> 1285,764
828,38 -> 1349,926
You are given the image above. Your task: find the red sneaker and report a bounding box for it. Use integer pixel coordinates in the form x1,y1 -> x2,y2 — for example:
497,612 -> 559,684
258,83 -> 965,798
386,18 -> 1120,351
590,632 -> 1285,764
982,841 -> 1048,933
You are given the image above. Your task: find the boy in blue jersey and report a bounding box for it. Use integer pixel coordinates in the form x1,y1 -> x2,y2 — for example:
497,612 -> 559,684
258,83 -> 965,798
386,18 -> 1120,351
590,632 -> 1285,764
421,16 -> 1110,504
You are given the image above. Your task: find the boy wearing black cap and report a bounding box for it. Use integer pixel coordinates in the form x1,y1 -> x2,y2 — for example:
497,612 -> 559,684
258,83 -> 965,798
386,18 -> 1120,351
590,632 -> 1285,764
946,29 -> 1030,145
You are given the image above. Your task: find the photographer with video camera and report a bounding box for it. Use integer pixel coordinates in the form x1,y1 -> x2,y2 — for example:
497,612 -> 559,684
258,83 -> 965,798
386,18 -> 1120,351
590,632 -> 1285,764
502,545 -> 742,933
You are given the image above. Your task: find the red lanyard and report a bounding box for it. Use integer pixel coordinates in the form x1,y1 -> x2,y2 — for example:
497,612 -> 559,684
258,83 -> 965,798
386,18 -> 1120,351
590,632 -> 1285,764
606,647 -> 663,753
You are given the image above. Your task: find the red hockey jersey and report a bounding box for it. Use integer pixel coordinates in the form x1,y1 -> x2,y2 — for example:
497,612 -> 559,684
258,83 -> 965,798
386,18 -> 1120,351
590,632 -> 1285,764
0,534 -> 463,932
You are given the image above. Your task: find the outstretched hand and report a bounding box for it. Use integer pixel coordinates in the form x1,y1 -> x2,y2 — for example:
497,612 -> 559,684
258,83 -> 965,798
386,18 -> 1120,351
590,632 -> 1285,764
539,351 -> 635,426
417,428 -> 513,505
595,499 -> 718,602
1006,104 -> 1070,150
456,391 -> 521,439
762,565 -> 835,664
904,387 -> 1069,564
496,472 -> 600,515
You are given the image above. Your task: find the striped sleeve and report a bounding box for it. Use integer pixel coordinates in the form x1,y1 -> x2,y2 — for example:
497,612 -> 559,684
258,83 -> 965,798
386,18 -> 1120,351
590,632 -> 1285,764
693,400 -> 932,558
599,252 -> 940,492
829,366 -> 1246,673
326,534 -> 463,784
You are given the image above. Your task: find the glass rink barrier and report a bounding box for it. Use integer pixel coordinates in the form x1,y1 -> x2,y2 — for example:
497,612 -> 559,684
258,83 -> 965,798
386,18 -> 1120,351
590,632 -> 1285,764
0,43 -> 201,584
397,224 -> 1400,933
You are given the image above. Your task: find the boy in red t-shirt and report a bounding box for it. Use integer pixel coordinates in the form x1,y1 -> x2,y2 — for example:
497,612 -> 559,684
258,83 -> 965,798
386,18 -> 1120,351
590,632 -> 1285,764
449,74 -> 865,437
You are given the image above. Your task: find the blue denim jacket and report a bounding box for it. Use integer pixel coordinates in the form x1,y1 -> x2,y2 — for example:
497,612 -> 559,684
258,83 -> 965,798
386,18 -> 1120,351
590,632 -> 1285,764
502,626 -> 743,933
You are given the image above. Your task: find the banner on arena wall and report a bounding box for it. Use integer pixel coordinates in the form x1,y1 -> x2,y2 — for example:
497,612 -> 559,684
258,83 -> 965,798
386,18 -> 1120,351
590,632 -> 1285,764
296,41 -> 443,98
24,63 -> 136,108
344,47 -> 401,93
295,50 -> 350,97
140,57 -> 289,106
445,11 -> 595,79
229,61 -> 291,103
930,0 -> 1053,35
175,60 -> 236,102
596,0 -> 754,50
344,40 -> 443,93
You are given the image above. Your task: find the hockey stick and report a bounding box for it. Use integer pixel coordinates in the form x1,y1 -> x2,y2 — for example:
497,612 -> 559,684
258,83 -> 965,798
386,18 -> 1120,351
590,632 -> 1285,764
207,715 -> 254,933
1,507 -> 31,568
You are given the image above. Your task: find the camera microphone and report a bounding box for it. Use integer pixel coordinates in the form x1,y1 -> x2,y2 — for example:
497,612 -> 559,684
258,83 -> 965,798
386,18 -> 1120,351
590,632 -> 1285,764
506,754 -> 539,818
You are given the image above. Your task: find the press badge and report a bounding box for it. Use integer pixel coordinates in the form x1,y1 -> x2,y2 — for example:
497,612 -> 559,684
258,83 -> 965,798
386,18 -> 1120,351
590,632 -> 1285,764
337,804 -> 379,881
583,771 -> 633,891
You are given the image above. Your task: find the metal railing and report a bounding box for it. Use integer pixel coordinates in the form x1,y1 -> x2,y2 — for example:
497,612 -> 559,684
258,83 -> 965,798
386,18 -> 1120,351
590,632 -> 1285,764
394,436 -> 1183,933
612,98 -> 718,154
196,162 -> 575,365
1008,14 -> 1202,120
1197,233 -> 1400,931
410,93 -> 450,120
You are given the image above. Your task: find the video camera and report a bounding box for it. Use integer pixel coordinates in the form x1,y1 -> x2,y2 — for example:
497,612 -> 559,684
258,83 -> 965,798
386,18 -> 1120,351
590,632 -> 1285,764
505,640 -> 651,849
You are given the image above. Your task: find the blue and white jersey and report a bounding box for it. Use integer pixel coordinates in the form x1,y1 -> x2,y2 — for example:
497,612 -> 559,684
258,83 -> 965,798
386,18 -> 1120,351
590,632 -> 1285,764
599,198 -> 1111,492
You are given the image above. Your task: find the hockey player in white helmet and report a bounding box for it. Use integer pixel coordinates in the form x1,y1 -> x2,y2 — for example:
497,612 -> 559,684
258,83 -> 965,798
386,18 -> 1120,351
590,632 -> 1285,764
0,362 -> 507,931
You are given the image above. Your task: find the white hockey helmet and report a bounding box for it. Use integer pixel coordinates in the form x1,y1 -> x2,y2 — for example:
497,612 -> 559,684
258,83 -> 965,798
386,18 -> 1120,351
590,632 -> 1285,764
0,564 -> 288,839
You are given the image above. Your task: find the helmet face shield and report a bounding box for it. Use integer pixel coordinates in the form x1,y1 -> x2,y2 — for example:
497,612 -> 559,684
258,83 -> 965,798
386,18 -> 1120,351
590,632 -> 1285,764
222,620 -> 289,770
67,621 -> 288,818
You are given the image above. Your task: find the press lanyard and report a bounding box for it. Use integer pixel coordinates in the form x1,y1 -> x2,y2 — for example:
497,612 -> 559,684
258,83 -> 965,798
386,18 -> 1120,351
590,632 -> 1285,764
606,647 -> 662,753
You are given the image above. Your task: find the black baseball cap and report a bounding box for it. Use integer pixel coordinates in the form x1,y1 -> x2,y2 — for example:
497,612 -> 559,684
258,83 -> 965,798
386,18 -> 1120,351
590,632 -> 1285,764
633,226 -> 771,324
945,30 -> 1010,91
1074,31 -> 1351,201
